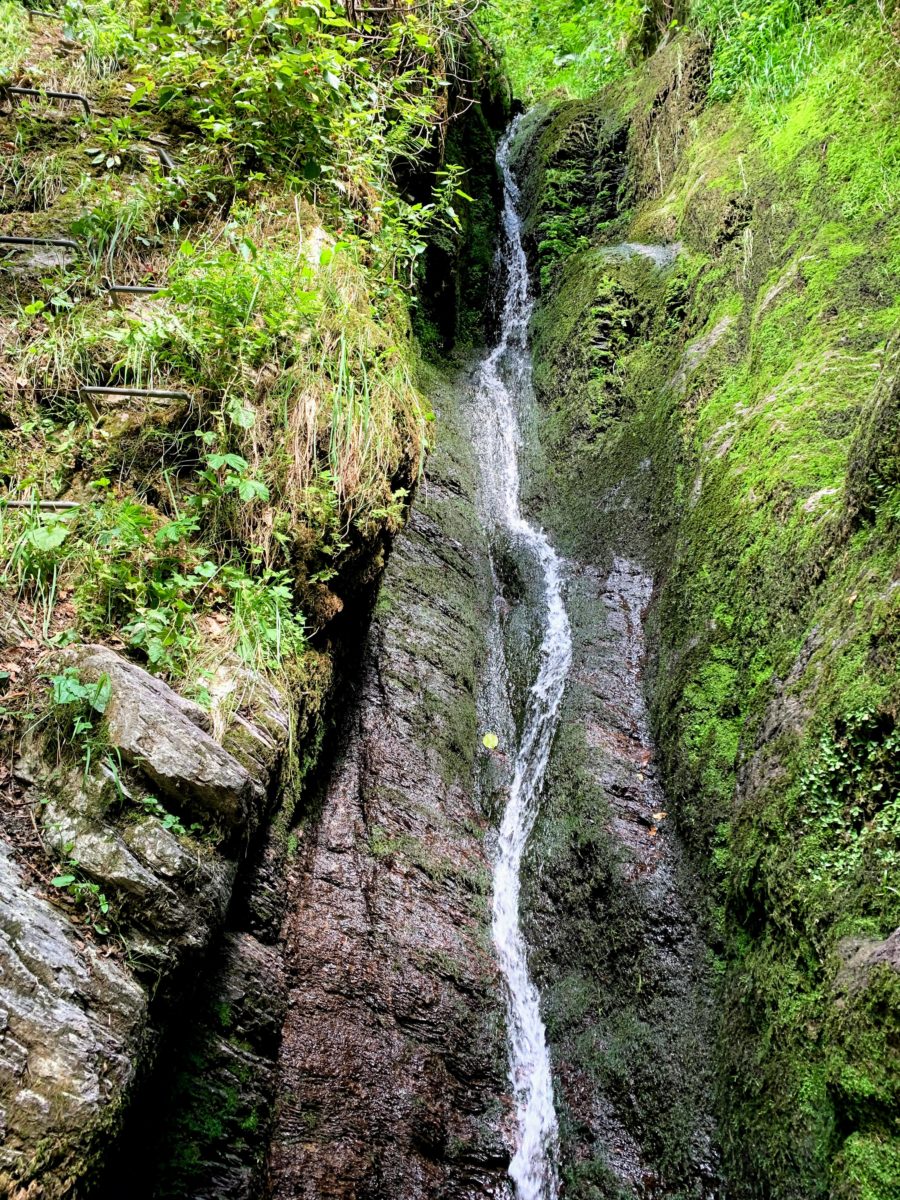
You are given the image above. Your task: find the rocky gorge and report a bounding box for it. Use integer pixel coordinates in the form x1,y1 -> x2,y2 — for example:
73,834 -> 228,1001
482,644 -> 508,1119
1,2 -> 899,1199
0,100 -> 756,1198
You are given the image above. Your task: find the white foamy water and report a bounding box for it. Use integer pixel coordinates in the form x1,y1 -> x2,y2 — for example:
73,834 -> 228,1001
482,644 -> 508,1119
473,118 -> 573,1200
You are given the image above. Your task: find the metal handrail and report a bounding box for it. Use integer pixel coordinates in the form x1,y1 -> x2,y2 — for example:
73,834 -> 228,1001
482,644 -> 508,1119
1,85 -> 91,115
0,234 -> 79,250
79,386 -> 191,401
9,11 -> 197,435
3,499 -> 80,509
142,139 -> 177,174
101,276 -> 167,305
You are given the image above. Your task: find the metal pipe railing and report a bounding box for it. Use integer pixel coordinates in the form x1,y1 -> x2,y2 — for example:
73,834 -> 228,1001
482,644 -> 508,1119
101,277 -> 166,305
144,139 -> 177,173
2,499 -> 80,509
79,386 -> 191,402
0,234 -> 79,250
1,85 -> 91,115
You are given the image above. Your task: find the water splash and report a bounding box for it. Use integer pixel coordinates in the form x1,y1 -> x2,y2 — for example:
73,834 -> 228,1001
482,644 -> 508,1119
473,117 -> 573,1200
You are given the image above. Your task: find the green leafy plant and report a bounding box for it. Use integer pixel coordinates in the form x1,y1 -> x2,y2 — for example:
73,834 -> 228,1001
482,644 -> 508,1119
797,708 -> 900,914
224,564 -> 305,672
85,115 -> 142,171
138,794 -> 201,837
48,666 -> 112,773
199,454 -> 270,505
51,852 -> 112,935
478,0 -> 642,99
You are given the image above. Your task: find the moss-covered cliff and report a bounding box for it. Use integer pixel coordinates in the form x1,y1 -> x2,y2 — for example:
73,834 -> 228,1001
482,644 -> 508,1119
508,7 -> 900,1197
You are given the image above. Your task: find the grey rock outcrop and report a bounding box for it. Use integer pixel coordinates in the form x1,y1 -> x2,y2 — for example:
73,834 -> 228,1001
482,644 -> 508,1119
0,841 -> 146,1198
55,645 -> 264,828
836,929 -> 900,992
0,648 -> 289,1198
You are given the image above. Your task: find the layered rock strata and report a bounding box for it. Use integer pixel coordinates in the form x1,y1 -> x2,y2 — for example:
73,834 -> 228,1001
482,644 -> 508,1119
0,645 -> 289,1199
267,370 -> 512,1200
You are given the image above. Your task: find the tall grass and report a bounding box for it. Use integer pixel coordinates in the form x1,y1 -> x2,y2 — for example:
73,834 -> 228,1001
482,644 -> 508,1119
0,1 -> 30,77
5,194 -> 426,580
0,0 -> 450,698
692,0 -> 862,110
0,149 -> 76,211
477,0 -> 642,100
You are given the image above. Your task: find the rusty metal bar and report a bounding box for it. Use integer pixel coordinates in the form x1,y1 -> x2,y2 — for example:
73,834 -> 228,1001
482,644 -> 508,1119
144,139 -> 177,173
101,276 -> 166,306
79,386 -> 190,402
3,499 -> 80,509
2,86 -> 91,115
0,234 -> 79,250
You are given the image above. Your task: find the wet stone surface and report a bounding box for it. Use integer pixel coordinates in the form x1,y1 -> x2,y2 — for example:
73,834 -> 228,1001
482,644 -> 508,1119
522,552 -> 721,1199
267,369 -> 513,1200
0,646 -> 291,1200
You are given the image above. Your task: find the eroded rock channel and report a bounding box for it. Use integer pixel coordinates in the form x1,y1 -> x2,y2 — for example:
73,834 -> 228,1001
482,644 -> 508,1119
265,367 -> 511,1198
256,119 -> 720,1198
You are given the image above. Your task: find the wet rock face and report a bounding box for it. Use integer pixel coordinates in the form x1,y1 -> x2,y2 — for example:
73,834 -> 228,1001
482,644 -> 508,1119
0,647 -> 290,1198
522,556 -> 720,1198
507,97 -> 721,1196
133,930 -> 289,1200
268,371 -> 512,1200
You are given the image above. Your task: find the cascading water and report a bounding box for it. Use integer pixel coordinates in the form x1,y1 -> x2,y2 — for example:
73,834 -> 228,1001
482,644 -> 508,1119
473,117 -> 573,1200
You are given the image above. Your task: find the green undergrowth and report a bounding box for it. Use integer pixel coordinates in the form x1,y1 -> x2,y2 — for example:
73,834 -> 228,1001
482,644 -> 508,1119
513,3 -> 900,1197
478,0 -> 644,100
0,1 -> 499,712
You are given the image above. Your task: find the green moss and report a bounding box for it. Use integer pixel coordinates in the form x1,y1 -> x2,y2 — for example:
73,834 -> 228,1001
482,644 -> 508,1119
517,11 -> 900,1197
834,1132 -> 900,1200
214,1001 -> 232,1032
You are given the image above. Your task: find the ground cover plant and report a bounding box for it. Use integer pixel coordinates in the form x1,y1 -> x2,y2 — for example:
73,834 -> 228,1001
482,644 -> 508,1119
0,1 -> 499,997
0,0 -> 487,709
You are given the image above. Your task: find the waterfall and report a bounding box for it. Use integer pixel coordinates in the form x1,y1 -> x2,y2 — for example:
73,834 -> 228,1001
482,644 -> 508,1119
473,117 -> 573,1200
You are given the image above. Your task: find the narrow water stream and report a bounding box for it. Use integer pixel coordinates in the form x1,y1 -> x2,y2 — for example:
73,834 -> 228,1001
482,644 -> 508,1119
473,118 -> 572,1200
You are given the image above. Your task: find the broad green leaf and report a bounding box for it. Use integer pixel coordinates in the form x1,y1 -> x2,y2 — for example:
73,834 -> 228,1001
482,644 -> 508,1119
227,400 -> 257,430
28,522 -> 69,552
237,478 -> 270,502
89,675 -> 112,715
